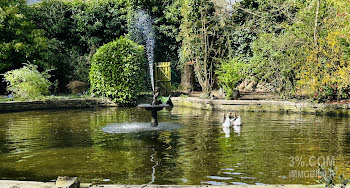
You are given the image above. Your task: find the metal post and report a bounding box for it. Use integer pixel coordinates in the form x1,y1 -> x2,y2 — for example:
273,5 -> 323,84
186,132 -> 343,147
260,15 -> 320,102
151,109 -> 158,127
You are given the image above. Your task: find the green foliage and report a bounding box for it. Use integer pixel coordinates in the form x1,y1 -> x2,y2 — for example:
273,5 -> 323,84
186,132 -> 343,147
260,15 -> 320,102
216,57 -> 246,99
226,0 -> 300,60
3,0 -> 350,102
293,1 -> 350,98
31,0 -> 129,52
6,0 -> 184,93
69,0 -> 129,49
0,0 -> 53,73
126,0 -> 182,85
3,64 -> 52,99
231,0 -> 350,100
29,0 -> 130,90
128,0 -> 181,63
246,32 -> 300,94
221,0 -> 303,96
313,84 -> 338,102
224,27 -> 256,58
89,36 -> 145,105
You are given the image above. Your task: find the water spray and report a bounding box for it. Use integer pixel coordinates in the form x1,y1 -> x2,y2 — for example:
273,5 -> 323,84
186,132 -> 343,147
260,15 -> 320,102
129,9 -> 155,91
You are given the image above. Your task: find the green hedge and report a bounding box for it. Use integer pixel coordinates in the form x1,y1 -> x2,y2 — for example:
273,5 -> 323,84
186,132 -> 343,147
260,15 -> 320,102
89,36 -> 145,105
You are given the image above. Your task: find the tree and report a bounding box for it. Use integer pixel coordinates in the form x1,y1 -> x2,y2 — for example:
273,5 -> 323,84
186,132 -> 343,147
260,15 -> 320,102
294,0 -> 350,98
179,0 -> 227,92
0,0 -> 54,93
29,0 -> 130,89
224,0 -> 303,95
0,0 -> 53,72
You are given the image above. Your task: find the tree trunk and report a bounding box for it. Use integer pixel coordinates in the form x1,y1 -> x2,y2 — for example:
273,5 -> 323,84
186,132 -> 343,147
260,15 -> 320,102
0,77 -> 6,95
180,62 -> 195,93
314,0 -> 320,47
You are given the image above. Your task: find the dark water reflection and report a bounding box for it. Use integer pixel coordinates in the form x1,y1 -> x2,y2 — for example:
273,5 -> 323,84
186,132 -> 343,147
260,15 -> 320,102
0,107 -> 349,185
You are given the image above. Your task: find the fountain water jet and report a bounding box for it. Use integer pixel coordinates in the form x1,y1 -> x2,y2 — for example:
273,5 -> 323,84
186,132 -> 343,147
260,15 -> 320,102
130,10 -> 171,126
129,9 -> 155,91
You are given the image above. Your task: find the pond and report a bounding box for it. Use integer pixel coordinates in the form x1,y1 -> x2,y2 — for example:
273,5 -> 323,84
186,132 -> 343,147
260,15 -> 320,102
0,107 -> 349,185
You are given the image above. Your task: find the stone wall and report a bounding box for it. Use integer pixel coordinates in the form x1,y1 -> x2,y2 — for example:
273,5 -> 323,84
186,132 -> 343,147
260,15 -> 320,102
172,97 -> 350,116
3,97 -> 350,116
0,98 -> 117,113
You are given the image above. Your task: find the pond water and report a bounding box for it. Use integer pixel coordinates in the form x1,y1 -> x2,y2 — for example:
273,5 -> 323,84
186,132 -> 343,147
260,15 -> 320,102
0,107 -> 349,185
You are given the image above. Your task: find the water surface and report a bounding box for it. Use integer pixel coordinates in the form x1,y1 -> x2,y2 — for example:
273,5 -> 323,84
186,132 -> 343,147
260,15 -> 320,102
0,107 -> 349,185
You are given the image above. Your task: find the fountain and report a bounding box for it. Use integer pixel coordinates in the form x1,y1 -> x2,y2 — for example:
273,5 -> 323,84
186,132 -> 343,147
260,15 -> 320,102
130,10 -> 172,127
138,87 -> 170,127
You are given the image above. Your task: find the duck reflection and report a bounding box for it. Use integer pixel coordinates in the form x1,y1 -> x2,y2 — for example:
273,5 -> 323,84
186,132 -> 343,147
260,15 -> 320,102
223,126 -> 230,138
222,125 -> 241,137
233,125 -> 241,136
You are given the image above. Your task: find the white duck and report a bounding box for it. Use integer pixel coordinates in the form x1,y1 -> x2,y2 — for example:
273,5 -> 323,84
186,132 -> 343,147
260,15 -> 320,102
222,112 -> 234,128
230,112 -> 243,126
232,116 -> 242,126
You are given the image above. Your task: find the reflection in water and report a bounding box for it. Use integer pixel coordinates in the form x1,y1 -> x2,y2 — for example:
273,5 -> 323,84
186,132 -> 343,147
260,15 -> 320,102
223,127 -> 230,138
102,122 -> 180,133
149,147 -> 158,184
0,107 -> 349,185
233,125 -> 241,136
222,125 -> 241,138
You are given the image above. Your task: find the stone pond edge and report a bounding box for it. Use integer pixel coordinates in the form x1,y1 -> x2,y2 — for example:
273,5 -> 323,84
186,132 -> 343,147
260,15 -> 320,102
1,97 -> 350,116
171,97 -> 350,116
0,98 -> 118,113
0,179 -> 338,188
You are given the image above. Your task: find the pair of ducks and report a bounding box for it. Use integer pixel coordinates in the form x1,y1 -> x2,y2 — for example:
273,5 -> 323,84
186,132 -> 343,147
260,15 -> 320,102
222,112 -> 242,128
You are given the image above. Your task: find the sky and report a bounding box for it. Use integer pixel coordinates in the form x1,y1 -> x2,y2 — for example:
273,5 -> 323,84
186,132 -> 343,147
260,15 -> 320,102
27,0 -> 41,5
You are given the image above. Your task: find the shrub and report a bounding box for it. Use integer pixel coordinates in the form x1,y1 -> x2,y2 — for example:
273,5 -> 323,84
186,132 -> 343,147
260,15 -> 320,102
297,31 -> 350,99
66,80 -> 87,94
216,57 -> 246,99
3,64 -> 52,99
89,36 -> 146,105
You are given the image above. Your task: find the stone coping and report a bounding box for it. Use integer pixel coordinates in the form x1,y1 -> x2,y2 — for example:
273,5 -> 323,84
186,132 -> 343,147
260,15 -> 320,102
0,180 -> 334,188
1,96 -> 350,116
0,98 -> 117,113
171,97 -> 350,116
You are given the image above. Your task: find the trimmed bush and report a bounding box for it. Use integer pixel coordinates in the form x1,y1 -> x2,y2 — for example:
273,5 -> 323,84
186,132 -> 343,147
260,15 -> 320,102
89,36 -> 146,105
3,64 -> 52,99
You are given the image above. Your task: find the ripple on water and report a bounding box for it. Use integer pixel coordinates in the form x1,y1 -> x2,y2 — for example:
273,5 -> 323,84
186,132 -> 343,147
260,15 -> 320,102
231,182 -> 248,185
222,172 -> 245,175
102,122 -> 181,133
221,168 -> 235,171
240,176 -> 257,180
201,181 -> 228,186
206,176 -> 232,180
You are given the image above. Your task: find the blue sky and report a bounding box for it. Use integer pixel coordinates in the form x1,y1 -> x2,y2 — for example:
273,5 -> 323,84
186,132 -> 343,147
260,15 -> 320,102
27,0 -> 41,5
